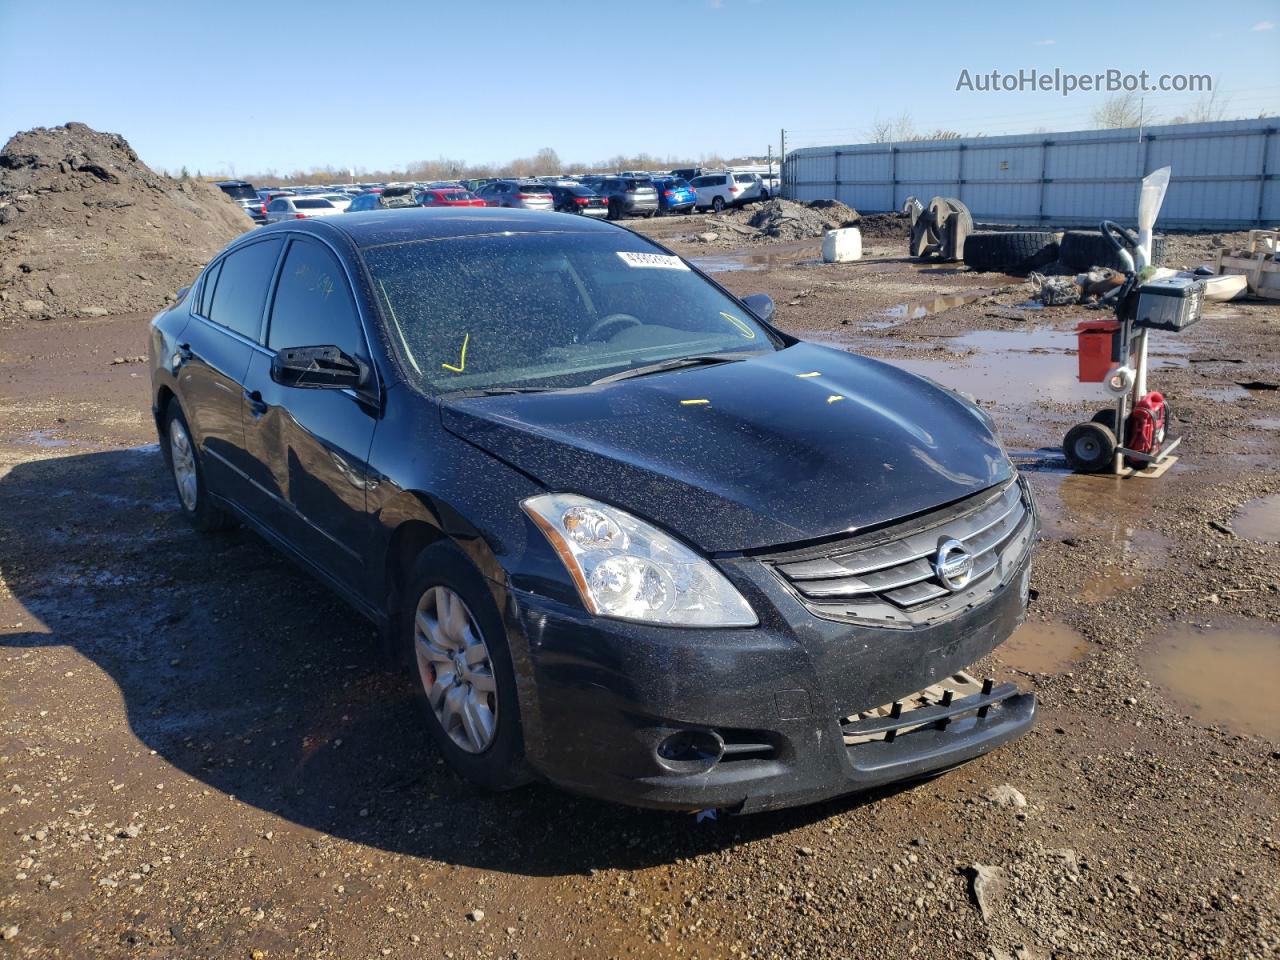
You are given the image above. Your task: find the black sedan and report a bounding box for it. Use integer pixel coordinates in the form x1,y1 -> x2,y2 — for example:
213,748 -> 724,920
548,183 -> 608,217
149,209 -> 1037,812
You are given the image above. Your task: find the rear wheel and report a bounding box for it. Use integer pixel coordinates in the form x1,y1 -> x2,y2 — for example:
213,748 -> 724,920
163,402 -> 233,532
712,195 -> 726,213
1063,421 -> 1117,473
405,543 -> 529,790
607,200 -> 621,221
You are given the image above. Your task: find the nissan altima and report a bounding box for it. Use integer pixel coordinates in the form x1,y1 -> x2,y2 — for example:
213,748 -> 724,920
148,208 -> 1037,812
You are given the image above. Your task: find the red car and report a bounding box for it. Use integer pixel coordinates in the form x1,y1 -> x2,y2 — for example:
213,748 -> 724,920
418,188 -> 486,208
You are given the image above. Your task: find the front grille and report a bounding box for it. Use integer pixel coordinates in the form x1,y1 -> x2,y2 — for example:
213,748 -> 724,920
762,477 -> 1035,627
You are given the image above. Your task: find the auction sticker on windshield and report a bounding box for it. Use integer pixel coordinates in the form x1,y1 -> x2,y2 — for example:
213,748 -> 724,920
616,251 -> 689,270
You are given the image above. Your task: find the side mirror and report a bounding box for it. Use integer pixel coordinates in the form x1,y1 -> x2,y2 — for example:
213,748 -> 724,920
742,293 -> 776,324
271,345 -> 368,390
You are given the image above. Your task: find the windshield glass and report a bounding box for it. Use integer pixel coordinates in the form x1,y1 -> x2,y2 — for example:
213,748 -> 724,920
363,230 -> 779,394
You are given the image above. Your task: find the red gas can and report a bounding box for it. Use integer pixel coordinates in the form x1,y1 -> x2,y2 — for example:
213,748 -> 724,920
1076,318 -> 1121,383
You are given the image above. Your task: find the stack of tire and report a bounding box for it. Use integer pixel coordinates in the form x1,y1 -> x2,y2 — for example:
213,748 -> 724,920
1057,230 -> 1168,271
962,230 -> 1060,274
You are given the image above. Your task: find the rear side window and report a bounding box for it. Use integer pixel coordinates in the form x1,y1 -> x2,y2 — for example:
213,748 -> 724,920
198,260 -> 223,317
208,238 -> 283,341
268,238 -> 366,360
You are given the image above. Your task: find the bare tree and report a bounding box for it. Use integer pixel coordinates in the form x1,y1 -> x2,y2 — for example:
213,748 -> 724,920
1170,89 -> 1230,124
1091,93 -> 1147,129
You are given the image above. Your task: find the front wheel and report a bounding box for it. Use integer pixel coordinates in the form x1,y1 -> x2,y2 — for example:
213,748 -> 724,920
163,402 -> 233,531
405,543 -> 529,790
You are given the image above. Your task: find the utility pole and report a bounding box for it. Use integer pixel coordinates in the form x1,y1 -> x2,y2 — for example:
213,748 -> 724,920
779,128 -> 787,199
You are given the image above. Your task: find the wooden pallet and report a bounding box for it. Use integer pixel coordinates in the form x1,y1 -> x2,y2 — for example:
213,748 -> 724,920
1215,229 -> 1280,300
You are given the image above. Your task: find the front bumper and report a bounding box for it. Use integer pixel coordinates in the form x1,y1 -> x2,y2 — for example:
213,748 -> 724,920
507,544 -> 1035,813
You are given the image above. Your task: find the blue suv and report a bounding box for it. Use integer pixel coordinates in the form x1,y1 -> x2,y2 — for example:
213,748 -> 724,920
652,177 -> 697,215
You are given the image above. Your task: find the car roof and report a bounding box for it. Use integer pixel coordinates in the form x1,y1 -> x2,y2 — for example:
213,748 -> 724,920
247,207 -> 624,249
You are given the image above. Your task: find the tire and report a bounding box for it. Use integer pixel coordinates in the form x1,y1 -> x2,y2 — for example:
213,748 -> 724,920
712,195 -> 726,213
1063,421 -> 1117,473
683,207 -> 694,215
1091,408 -> 1118,431
403,542 -> 530,791
1060,230 -> 1168,271
607,200 -> 621,221
162,401 -> 234,532
963,230 -> 1060,273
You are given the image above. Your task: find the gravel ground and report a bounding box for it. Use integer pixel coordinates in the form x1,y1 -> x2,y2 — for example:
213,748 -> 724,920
1,216 -> 1277,959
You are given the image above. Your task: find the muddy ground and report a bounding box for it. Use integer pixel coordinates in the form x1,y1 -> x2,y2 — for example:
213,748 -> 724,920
1,211 -> 1278,960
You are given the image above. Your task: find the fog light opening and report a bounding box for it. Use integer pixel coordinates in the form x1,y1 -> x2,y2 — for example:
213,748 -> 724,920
656,729 -> 725,771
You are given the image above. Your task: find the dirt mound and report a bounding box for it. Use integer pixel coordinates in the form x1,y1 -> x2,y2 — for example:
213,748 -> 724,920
0,122 -> 250,322
853,211 -> 911,240
746,198 -> 860,240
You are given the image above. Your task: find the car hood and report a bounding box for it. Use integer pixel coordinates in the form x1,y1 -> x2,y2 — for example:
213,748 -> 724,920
440,342 -> 1013,552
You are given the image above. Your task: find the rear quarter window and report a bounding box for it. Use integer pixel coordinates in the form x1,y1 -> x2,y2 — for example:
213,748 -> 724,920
207,238 -> 284,341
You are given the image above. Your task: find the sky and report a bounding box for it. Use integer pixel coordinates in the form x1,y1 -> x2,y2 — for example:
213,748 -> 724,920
1,0 -> 1277,176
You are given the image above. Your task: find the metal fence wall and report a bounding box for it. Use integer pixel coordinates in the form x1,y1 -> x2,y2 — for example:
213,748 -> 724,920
782,117 -> 1279,229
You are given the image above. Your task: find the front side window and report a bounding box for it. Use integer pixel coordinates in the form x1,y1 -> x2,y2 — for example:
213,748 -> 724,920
207,239 -> 284,341
363,230 -> 780,395
268,239 -> 365,360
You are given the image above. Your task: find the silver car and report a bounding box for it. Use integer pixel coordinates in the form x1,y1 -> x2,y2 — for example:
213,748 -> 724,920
476,180 -> 555,211
595,177 -> 660,219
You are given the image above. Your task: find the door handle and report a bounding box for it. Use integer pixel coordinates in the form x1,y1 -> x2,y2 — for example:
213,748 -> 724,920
244,389 -> 268,417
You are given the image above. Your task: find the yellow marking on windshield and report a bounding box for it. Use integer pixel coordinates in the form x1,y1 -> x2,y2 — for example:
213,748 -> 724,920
720,312 -> 756,339
442,333 -> 470,373
796,371 -> 821,378
680,399 -> 710,406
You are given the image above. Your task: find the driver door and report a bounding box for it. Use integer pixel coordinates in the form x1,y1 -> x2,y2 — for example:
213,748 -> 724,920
240,235 -> 379,593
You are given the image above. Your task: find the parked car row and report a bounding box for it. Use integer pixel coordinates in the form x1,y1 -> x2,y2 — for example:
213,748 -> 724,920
221,167 -> 779,227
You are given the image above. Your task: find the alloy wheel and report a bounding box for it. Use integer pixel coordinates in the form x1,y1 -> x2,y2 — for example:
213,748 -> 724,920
168,417 -> 198,512
413,585 -> 499,754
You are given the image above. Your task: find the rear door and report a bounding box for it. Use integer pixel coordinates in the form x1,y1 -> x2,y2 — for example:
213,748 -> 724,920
240,235 -> 379,592
177,237 -> 284,510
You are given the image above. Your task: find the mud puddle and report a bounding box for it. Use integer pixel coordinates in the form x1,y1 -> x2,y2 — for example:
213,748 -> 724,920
1231,493 -> 1280,543
998,621 -> 1090,674
16,429 -> 74,448
826,324 -> 1188,407
1037,473 -> 1173,598
690,240 -> 819,274
867,289 -> 1004,328
1143,621 -> 1280,740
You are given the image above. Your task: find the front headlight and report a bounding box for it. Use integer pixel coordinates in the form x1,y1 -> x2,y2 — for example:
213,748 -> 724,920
522,493 -> 758,628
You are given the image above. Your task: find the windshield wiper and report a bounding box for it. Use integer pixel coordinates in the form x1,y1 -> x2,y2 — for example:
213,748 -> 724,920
590,352 -> 758,386
443,386 -> 559,398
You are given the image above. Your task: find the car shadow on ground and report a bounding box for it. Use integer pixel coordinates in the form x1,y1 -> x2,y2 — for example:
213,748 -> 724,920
0,448 -> 923,877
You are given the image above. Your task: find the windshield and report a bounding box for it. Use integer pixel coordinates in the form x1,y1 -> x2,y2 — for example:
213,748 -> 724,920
363,230 -> 780,394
